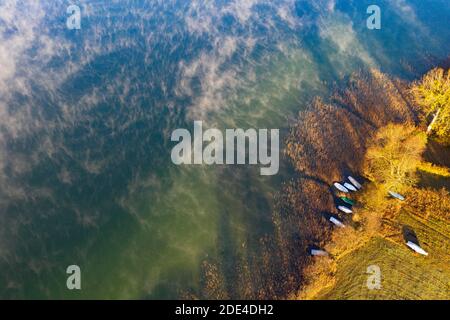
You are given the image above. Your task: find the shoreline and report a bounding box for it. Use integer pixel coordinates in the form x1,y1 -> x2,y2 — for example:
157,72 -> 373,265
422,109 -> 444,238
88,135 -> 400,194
280,62 -> 449,299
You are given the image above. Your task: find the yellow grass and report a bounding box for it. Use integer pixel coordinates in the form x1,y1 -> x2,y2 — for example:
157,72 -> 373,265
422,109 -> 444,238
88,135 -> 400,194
314,210 -> 450,300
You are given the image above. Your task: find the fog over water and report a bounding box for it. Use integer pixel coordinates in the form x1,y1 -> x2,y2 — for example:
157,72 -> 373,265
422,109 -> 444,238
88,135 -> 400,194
0,0 -> 449,298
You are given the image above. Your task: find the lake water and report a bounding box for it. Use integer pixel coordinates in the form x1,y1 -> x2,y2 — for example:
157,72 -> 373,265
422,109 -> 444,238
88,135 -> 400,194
0,0 -> 449,298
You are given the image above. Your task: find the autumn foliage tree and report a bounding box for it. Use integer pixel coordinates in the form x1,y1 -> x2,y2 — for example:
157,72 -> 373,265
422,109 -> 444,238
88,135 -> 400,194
364,124 -> 427,192
410,67 -> 450,144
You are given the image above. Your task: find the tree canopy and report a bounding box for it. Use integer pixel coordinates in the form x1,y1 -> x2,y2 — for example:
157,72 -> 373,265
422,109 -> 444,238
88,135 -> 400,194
364,124 -> 427,191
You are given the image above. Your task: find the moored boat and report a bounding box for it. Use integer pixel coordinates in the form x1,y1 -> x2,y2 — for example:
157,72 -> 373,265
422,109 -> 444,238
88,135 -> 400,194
311,249 -> 329,256
388,190 -> 405,201
406,241 -> 428,256
348,176 -> 362,189
329,217 -> 345,227
337,205 -> 352,214
344,182 -> 357,192
334,182 -> 349,193
340,196 -> 355,205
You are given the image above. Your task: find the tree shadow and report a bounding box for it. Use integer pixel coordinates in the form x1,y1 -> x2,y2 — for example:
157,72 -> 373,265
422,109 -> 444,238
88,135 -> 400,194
402,225 -> 419,245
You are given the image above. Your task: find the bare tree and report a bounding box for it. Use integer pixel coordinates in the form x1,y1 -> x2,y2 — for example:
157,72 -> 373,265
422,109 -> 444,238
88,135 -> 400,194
411,68 -> 450,144
364,124 -> 427,191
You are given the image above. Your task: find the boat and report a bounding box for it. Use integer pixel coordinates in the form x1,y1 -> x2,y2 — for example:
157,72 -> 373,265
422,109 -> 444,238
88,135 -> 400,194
334,182 -> 349,193
344,182 -> 357,192
340,197 -> 355,205
329,217 -> 345,227
311,249 -> 329,256
388,191 -> 405,201
338,205 -> 352,214
348,176 -> 362,189
406,241 -> 428,256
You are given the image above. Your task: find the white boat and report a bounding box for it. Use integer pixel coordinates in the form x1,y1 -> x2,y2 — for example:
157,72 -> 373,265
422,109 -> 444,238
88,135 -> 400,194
329,217 -> 345,227
311,249 -> 329,256
348,176 -> 362,189
334,182 -> 349,193
406,241 -> 428,256
388,191 -> 405,201
338,205 -> 352,214
344,182 -> 357,192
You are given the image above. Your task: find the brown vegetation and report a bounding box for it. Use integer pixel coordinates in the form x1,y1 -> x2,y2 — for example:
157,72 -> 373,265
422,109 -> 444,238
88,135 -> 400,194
281,69 -> 423,298
285,69 -> 418,183
284,68 -> 449,300
194,67 -> 449,300
405,188 -> 450,222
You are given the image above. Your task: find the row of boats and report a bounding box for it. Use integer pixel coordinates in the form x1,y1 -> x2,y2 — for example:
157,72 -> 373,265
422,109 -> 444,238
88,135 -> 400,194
311,175 -> 428,257
309,176 -> 363,257
330,176 -> 362,226
333,176 -> 362,193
